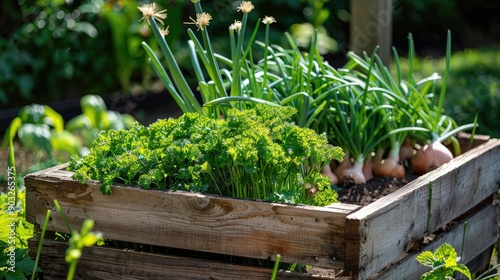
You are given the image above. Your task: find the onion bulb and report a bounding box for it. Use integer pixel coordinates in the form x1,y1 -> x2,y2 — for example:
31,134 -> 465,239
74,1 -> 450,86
337,164 -> 366,185
412,141 -> 453,175
334,152 -> 351,179
399,138 -> 415,161
363,157 -> 374,181
329,159 -> 339,173
374,156 -> 405,179
333,151 -> 367,185
321,164 -> 339,185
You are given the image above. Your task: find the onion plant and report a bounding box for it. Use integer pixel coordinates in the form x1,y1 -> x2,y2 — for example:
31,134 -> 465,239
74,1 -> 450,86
330,31 -> 477,181
140,1 -> 268,119
139,1 -> 339,130
342,48 -> 424,179
401,31 -> 476,174
326,49 -> 401,184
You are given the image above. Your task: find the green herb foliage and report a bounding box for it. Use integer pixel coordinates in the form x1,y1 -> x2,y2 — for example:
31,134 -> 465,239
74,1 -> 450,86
69,105 -> 343,206
416,243 -> 471,280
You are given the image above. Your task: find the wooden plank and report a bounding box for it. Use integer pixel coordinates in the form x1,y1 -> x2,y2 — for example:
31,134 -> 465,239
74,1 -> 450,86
458,132 -> 490,150
453,132 -> 490,156
28,239 -> 353,280
24,164 -> 360,269
371,203 -> 498,279
350,0 -> 393,64
345,139 -> 500,279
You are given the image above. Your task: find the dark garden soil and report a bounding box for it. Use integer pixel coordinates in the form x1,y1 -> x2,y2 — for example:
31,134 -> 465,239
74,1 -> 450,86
337,173 -> 419,206
336,159 -> 419,206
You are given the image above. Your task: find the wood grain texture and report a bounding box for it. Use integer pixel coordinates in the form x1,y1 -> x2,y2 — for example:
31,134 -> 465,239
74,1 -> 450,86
28,239 -> 353,280
371,204 -> 498,280
345,139 -> 500,279
25,164 -> 360,269
370,205 -> 498,280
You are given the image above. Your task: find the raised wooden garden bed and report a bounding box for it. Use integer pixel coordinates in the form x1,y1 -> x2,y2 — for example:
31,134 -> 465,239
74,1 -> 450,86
25,134 -> 500,279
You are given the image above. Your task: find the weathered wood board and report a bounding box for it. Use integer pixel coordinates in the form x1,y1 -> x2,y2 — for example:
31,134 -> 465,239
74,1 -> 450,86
345,138 -> 500,279
28,239 -> 352,280
372,203 -> 498,279
25,164 -> 360,269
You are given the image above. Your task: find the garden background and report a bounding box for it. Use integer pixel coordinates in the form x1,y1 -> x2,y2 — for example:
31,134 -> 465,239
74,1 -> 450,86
1,0 -> 499,137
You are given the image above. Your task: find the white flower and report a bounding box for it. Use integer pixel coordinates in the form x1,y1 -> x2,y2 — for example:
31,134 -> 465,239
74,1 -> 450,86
229,21 -> 243,32
138,3 -> 167,25
262,16 -> 276,25
185,12 -> 213,31
159,26 -> 170,36
237,1 -> 254,13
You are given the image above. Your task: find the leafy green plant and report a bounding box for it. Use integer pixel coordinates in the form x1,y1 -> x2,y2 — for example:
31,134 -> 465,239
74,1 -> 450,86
65,220 -> 102,280
416,243 -> 471,280
2,94 -> 136,176
95,0 -> 175,94
69,104 -> 343,206
2,103 -> 83,158
0,139 -> 41,279
66,94 -> 136,148
30,207 -> 102,280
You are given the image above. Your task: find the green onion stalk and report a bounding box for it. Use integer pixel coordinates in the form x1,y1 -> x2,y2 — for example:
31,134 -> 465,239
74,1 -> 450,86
406,31 -> 477,174
327,50 -> 391,184
343,48 -> 420,179
328,48 -> 427,184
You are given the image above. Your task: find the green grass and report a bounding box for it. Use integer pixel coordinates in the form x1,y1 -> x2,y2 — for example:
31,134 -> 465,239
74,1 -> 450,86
393,45 -> 500,138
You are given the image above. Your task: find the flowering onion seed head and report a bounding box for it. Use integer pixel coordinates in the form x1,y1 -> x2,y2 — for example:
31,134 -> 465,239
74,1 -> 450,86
262,16 -> 276,25
237,1 -> 255,13
185,12 -> 213,31
159,26 -> 170,36
137,3 -> 167,25
229,20 -> 243,32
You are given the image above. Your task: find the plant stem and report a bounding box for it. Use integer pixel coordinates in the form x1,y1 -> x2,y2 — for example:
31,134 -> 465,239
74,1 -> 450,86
461,221 -> 467,261
8,138 -> 17,206
31,210 -> 51,280
67,261 -> 77,280
434,30 -> 451,133
426,181 -> 433,232
231,13 -> 249,98
149,18 -> 202,114
261,23 -> 271,96
193,1 -> 227,99
54,200 -> 72,233
271,254 -> 282,280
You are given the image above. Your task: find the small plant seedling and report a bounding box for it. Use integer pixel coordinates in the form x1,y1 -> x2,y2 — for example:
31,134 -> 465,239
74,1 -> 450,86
416,243 -> 471,280
65,219 -> 103,280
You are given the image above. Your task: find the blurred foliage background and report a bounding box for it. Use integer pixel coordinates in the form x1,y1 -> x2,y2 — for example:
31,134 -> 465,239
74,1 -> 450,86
1,0 -> 499,136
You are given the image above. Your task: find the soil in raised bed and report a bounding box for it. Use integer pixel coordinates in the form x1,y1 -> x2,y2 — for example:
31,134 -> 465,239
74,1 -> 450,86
336,160 -> 420,206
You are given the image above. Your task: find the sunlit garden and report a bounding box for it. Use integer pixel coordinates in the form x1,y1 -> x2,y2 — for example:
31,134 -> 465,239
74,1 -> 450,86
1,0 -> 499,279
